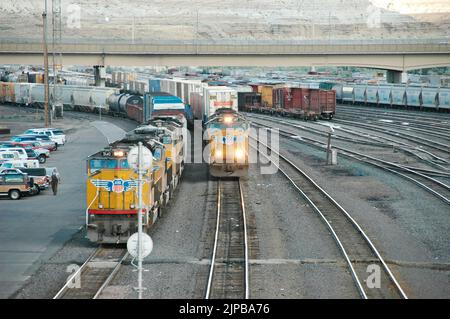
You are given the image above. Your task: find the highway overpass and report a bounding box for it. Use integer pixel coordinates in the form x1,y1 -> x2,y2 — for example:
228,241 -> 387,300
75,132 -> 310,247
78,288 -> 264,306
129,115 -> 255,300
0,41 -> 449,72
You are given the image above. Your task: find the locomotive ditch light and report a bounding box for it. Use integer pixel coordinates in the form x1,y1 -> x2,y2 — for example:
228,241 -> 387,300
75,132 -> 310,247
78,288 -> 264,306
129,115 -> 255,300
235,148 -> 244,159
215,149 -> 223,158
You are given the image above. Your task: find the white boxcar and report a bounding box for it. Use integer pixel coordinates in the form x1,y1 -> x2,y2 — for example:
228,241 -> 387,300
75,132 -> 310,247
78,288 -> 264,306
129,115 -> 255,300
391,86 -> 406,106
191,86 -> 238,122
438,88 -> 450,109
378,85 -> 392,105
405,86 -> 422,107
366,85 -> 378,104
421,87 -> 438,109
353,85 -> 367,104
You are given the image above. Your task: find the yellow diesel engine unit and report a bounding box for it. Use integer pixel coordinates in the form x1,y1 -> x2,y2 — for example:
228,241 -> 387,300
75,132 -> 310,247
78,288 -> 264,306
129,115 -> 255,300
86,117 -> 185,243
205,109 -> 250,177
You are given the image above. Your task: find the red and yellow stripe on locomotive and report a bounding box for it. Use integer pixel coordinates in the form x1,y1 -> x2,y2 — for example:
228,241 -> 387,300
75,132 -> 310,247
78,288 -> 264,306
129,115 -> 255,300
205,109 -> 250,177
86,116 -> 185,243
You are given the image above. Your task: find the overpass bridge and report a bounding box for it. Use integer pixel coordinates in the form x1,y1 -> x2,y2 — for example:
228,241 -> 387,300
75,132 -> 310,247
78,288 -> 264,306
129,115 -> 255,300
1,41 -> 449,80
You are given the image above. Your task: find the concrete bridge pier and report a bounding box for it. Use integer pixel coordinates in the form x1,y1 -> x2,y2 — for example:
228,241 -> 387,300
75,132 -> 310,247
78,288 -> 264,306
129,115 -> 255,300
387,70 -> 408,84
94,65 -> 106,87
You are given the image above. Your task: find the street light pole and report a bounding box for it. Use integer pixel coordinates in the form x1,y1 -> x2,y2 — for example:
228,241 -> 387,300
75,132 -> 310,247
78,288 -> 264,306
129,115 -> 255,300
137,141 -> 143,299
43,0 -> 50,127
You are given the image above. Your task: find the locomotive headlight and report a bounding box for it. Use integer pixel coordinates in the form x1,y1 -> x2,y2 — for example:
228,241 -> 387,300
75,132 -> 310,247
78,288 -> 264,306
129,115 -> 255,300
113,150 -> 125,157
224,116 -> 233,124
235,148 -> 244,159
130,204 -> 135,209
98,204 -> 103,209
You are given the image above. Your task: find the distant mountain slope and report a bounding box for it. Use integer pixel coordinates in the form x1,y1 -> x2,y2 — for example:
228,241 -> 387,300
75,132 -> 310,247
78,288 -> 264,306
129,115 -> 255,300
0,0 -> 448,43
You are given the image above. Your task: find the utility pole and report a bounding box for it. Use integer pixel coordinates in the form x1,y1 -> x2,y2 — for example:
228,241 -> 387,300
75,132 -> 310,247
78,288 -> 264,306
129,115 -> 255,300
52,0 -> 63,119
43,0 -> 50,127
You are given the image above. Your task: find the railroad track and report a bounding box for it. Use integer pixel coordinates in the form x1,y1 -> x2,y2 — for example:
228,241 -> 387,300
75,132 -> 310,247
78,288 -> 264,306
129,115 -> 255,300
336,105 -> 450,126
53,246 -> 127,299
250,119 -> 450,206
247,113 -> 450,169
205,178 -> 249,299
250,137 -> 408,299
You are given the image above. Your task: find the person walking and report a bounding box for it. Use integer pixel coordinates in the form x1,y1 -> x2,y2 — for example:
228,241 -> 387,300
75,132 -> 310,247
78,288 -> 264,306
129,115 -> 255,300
50,170 -> 59,195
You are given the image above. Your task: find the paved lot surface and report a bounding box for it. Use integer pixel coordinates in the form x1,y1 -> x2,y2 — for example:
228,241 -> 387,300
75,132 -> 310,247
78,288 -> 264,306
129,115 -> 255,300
0,106 -> 133,298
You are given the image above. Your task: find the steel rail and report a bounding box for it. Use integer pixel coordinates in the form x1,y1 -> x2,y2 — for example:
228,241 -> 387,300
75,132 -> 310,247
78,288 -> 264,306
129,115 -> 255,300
239,179 -> 250,299
53,247 -> 127,299
93,252 -> 129,299
251,120 -> 450,205
53,248 -> 99,299
250,137 -> 408,299
205,180 -> 222,299
205,179 -> 249,299
246,113 -> 450,166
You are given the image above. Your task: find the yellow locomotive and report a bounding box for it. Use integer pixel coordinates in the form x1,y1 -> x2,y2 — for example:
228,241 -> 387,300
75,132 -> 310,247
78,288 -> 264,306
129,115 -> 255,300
86,116 -> 185,243
205,109 -> 250,177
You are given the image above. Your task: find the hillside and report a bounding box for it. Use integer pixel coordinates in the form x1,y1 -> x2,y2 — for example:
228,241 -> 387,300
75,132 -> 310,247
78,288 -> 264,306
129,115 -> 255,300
0,0 -> 448,43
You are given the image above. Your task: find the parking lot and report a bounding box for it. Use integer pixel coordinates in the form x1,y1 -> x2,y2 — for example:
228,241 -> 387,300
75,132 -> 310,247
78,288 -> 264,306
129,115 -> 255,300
0,106 -> 132,298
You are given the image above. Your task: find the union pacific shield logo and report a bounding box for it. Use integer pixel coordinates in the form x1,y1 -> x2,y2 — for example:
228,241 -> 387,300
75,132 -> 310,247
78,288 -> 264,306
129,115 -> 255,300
91,179 -> 138,193
112,179 -> 124,193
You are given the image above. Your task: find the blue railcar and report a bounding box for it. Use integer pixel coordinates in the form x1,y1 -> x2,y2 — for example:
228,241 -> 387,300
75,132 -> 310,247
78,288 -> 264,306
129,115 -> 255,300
149,79 -> 161,93
143,92 -> 193,126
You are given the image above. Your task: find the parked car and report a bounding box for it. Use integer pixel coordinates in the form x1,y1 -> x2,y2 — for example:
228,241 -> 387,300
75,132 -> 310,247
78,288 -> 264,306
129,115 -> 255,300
21,134 -> 58,150
24,128 -> 66,145
9,140 -> 56,152
25,148 -> 49,164
0,171 -> 31,200
0,151 -> 20,164
13,135 -> 57,151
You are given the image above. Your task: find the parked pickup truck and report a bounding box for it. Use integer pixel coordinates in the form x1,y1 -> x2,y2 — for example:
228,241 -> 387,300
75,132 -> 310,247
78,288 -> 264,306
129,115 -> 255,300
15,167 -> 49,193
0,146 -> 49,164
0,157 -> 40,169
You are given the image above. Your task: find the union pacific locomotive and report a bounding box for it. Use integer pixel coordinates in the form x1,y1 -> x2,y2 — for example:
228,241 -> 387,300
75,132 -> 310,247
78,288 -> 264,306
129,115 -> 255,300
85,116 -> 185,243
205,109 -> 250,177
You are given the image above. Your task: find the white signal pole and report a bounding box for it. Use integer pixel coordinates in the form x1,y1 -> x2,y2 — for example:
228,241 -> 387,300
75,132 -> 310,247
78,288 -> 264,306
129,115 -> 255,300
137,141 -> 143,299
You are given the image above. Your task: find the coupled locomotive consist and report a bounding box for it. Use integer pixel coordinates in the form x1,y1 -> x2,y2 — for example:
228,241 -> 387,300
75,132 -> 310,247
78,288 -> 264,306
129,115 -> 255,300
85,116 -> 185,243
205,109 -> 250,177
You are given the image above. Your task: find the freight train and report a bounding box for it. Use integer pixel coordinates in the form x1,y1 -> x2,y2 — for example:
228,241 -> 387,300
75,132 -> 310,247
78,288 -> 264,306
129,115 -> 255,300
86,116 -> 186,243
0,82 -> 193,124
338,83 -> 450,110
149,78 -> 239,123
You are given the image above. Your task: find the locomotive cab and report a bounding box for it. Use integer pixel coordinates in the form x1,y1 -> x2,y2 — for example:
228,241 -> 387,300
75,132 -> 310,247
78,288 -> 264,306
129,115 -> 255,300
205,109 -> 250,177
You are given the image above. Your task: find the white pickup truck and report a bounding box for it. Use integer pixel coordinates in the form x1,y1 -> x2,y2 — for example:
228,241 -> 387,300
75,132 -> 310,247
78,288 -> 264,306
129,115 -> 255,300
0,146 -> 49,164
0,151 -> 39,168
